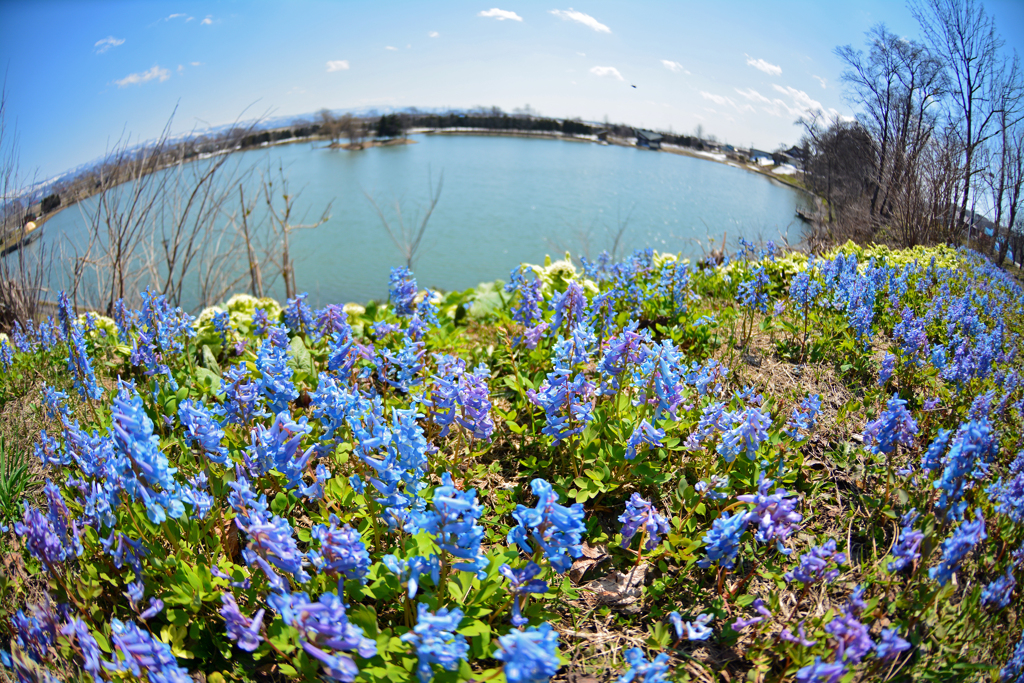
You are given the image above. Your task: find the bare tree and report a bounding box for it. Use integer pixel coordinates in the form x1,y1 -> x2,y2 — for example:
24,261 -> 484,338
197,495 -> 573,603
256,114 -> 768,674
836,23 -> 947,236
339,114 -> 364,148
910,0 -> 1016,234
801,114 -> 876,231
318,109 -> 341,145
364,169 -> 443,269
0,82 -> 50,331
992,118 -> 1024,266
262,163 -> 332,300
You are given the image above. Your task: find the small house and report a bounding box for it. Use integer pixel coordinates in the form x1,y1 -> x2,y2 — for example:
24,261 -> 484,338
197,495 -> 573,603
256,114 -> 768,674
635,129 -> 663,150
748,149 -> 773,166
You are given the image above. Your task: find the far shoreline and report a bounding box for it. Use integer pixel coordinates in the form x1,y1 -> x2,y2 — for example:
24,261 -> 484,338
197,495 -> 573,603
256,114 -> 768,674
31,128 -> 815,233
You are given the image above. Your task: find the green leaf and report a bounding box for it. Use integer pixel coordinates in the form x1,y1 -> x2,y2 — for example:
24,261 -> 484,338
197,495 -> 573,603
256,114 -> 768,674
288,335 -> 314,377
201,345 -> 221,374
194,367 -> 222,394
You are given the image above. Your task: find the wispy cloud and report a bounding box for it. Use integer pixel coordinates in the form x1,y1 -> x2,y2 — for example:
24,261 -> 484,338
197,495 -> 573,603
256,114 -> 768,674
164,13 -> 186,20
428,31 -> 439,37
735,87 -> 772,105
94,36 -> 125,54
115,65 -> 170,88
200,15 -> 213,25
701,90 -> 754,113
479,8 -> 523,21
590,65 -> 623,81
190,61 -> 203,67
576,51 -> 586,57
661,59 -> 689,74
385,45 -> 398,51
813,75 -> 827,89
771,84 -> 847,120
326,60 -> 350,72
701,91 -> 734,107
746,55 -> 782,76
550,9 -> 610,33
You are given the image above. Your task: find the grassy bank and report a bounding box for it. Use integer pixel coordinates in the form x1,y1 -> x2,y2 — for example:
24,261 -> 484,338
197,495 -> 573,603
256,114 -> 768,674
0,241 -> 1021,683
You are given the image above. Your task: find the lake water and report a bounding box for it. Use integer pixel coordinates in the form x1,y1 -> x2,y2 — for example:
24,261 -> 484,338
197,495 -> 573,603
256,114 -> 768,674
37,134 -> 811,309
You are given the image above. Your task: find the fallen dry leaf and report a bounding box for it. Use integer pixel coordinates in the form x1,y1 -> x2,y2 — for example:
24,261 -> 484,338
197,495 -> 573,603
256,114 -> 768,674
582,563 -> 648,613
569,541 -> 609,583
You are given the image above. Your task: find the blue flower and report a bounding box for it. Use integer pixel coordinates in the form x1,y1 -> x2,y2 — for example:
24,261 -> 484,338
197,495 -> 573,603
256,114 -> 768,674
929,508 -> 986,586
784,394 -> 821,442
412,472 -> 488,577
824,606 -> 873,663
58,292 -> 103,400
267,588 -> 377,682
718,406 -> 772,462
878,353 -> 896,385
284,293 -> 316,337
795,657 -> 846,683
1002,629 -> 1024,682
499,562 -> 548,627
179,399 -> 230,465
697,510 -> 750,570
255,326 -> 298,412
887,509 -> 924,573
618,493 -> 670,551
310,515 -> 371,583
105,618 -> 192,683
617,648 -> 671,683
382,554 -> 440,599
400,603 -> 469,683
14,480 -> 83,569
237,508 -> 311,591
876,627 -> 911,661
736,474 -> 802,553
668,612 -> 713,641
862,394 -> 918,456
505,265 -> 545,328
220,592 -> 265,652
389,266 -> 418,317
61,618 -> 102,678
934,419 -> 998,521
508,479 -> 585,574
624,420 -> 665,461
494,624 -> 561,683
784,540 -> 845,585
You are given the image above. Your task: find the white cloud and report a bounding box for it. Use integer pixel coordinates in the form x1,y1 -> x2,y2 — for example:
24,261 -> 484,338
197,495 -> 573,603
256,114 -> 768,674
576,51 -> 585,57
190,61 -> 203,66
385,45 -> 398,51
701,91 -> 733,107
164,13 -> 186,20
550,8 -> 610,33
590,65 -> 623,81
771,84 -> 845,120
177,64 -> 184,74
429,31 -> 439,37
326,60 -> 350,72
745,55 -> 782,76
661,60 -> 688,74
735,87 -> 771,104
813,75 -> 827,89
115,65 -> 170,88
201,15 -> 213,25
700,91 -> 754,114
478,8 -> 523,21
94,36 -> 125,53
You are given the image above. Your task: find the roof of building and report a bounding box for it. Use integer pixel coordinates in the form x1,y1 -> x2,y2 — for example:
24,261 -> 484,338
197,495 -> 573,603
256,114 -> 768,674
635,129 -> 663,142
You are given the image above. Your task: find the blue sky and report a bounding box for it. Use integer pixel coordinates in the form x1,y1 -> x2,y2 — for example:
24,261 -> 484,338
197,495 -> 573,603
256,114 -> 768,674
2,0 -> 1022,181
